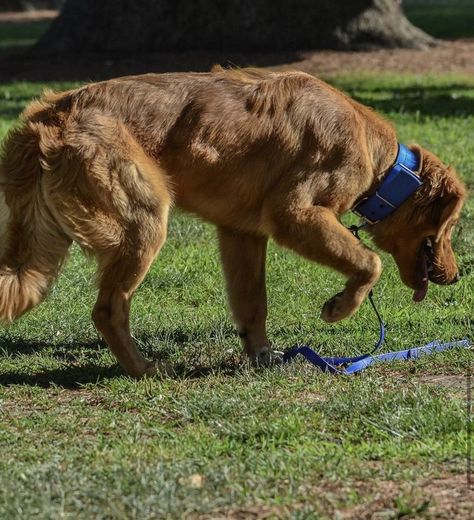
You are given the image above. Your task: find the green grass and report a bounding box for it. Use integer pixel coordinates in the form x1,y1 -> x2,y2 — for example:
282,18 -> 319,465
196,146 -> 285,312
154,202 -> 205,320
405,0 -> 474,39
0,20 -> 51,49
0,75 -> 473,518
0,6 -> 473,518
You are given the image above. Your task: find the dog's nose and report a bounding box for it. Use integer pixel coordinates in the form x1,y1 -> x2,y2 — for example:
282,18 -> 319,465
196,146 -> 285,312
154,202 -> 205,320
450,272 -> 461,284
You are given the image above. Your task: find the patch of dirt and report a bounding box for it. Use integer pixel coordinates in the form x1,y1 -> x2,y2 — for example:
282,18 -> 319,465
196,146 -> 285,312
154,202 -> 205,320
0,388 -> 105,416
338,473 -> 473,519
198,474 -> 473,519
194,505 -> 297,520
0,10 -> 58,23
418,374 -> 469,399
288,39 -> 474,76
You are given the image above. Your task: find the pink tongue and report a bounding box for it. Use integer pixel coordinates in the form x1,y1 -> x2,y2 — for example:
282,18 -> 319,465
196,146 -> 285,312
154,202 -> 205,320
413,281 -> 428,302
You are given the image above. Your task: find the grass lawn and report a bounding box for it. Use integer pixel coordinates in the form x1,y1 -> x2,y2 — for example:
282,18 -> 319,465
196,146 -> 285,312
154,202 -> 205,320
1,3 -> 474,516
0,72 -> 472,518
405,0 -> 474,39
0,20 -> 52,49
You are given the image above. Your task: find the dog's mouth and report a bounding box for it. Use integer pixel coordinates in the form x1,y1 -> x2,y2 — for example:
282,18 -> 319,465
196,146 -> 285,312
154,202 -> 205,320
413,237 -> 436,302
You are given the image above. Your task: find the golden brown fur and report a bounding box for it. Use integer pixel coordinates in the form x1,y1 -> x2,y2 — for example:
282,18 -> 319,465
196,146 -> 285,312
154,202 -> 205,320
0,69 -> 466,377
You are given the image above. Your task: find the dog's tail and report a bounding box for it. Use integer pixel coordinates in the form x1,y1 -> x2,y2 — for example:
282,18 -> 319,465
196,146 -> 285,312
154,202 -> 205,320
0,109 -> 71,323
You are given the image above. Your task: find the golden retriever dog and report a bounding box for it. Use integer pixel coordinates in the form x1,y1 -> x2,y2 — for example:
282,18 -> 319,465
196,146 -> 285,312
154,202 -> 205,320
0,68 -> 466,378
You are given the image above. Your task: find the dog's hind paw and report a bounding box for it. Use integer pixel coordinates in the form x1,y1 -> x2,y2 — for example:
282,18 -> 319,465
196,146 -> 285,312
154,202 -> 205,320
140,362 -> 158,378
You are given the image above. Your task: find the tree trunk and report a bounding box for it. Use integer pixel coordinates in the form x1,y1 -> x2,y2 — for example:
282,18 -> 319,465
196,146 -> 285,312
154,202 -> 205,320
35,0 -> 436,55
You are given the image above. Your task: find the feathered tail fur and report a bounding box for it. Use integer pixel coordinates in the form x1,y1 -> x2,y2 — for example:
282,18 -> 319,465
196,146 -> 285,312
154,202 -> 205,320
0,96 -> 71,322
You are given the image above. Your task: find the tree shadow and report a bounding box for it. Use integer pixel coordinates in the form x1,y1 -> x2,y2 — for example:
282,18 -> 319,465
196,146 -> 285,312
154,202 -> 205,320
0,48 -> 304,83
345,83 -> 474,117
0,104 -> 25,120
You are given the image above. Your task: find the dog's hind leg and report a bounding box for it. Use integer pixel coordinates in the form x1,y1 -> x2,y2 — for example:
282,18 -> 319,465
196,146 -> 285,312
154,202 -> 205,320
217,227 -> 272,363
55,189 -> 168,378
92,240 -> 165,378
61,193 -> 168,378
44,120 -> 171,378
268,205 -> 382,322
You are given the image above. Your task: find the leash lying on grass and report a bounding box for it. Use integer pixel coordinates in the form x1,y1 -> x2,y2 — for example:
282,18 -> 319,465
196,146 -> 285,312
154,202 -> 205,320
283,339 -> 471,374
282,221 -> 471,374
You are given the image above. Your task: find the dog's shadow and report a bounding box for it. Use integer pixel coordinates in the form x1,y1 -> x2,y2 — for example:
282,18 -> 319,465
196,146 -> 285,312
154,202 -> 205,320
0,336 -> 242,388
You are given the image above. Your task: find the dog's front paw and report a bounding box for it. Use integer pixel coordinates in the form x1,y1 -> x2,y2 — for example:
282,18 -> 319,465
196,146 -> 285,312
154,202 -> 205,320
321,292 -> 355,323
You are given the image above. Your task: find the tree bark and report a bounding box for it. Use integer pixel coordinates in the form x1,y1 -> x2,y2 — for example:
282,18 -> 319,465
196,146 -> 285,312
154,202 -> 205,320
35,0 -> 436,55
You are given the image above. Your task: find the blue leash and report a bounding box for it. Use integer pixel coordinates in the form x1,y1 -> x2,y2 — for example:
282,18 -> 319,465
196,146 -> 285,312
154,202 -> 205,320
282,225 -> 471,374
282,332 -> 470,375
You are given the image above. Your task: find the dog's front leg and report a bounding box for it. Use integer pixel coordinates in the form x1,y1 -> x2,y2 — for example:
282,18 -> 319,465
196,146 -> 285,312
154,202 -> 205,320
217,227 -> 273,364
270,205 -> 382,322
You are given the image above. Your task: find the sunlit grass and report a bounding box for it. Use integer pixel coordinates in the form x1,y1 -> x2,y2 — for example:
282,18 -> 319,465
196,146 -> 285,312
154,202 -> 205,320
0,73 -> 472,518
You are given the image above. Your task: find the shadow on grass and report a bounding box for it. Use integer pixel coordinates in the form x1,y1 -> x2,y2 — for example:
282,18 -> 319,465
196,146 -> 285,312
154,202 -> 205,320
0,48 -> 303,83
0,104 -> 25,120
344,84 -> 474,118
0,359 -> 242,388
405,5 -> 474,40
0,336 -> 117,388
0,364 -> 123,388
0,333 -> 242,387
0,335 -> 105,357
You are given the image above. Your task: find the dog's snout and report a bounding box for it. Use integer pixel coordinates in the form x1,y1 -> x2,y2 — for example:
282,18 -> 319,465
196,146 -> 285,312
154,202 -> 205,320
450,272 -> 461,285
430,270 -> 461,285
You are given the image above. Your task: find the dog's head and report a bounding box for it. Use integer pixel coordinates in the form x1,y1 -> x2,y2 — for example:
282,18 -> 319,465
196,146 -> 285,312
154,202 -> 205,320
370,145 -> 467,301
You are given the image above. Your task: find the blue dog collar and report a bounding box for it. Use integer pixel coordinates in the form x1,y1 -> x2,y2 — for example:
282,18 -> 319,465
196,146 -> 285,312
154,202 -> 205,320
352,143 -> 422,224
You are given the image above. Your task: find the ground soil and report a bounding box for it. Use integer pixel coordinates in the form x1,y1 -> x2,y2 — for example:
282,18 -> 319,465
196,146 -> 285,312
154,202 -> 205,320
338,473 -> 473,520
200,473 -> 473,519
0,10 -> 57,23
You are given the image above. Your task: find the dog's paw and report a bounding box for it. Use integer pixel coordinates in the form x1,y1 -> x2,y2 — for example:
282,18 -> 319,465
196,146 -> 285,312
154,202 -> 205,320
140,361 -> 159,378
251,348 -> 284,367
321,292 -> 354,323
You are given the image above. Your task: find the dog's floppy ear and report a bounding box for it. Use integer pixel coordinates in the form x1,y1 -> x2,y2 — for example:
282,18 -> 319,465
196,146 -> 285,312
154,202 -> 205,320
435,194 -> 463,243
